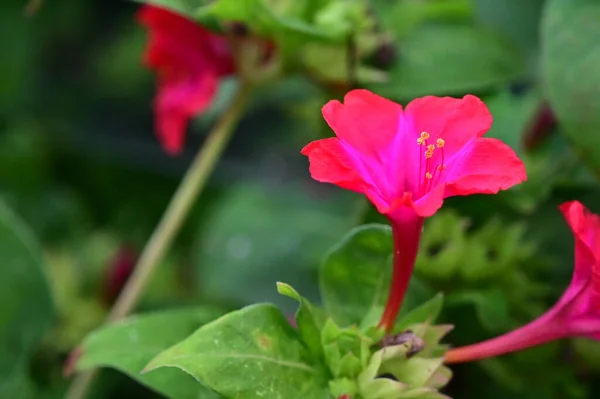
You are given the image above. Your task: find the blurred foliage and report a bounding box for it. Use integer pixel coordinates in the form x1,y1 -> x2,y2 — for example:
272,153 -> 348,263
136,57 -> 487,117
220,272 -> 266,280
1,0 -> 600,398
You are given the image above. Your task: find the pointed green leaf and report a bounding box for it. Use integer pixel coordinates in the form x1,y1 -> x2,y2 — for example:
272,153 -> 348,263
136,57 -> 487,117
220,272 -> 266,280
321,318 -> 342,345
76,307 -> 224,399
0,201 -> 55,397
276,282 -> 325,359
394,294 -> 444,332
358,350 -> 384,388
320,224 -> 393,327
383,357 -> 445,388
337,352 -> 362,378
145,304 -> 329,399
420,325 -> 454,358
361,378 -> 409,399
329,377 -> 358,398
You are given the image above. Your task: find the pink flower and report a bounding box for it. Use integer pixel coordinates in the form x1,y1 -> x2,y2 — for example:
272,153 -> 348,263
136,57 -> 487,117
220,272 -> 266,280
301,90 -> 526,331
445,200 -> 600,363
137,5 -> 235,154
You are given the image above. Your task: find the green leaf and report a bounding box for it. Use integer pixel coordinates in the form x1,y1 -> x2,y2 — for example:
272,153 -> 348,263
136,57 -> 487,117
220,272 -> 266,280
276,282 -> 326,359
447,290 -> 511,331
145,304 -> 329,398
382,357 -> 445,388
142,0 -> 205,16
329,377 -> 358,398
361,378 -> 409,399
76,307 -> 225,399
475,0 -> 545,67
394,293 -> 444,332
0,200 -> 55,397
368,25 -> 524,100
197,0 -> 342,40
371,0 -> 473,40
320,224 -> 393,327
301,43 -> 387,85
542,0 -> 600,174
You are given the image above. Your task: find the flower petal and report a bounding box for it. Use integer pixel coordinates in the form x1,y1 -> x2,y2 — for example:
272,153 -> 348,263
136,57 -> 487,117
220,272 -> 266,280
443,138 -> 526,197
321,90 -> 406,199
321,89 -> 402,156
413,183 -> 446,217
301,138 -> 389,212
559,201 -> 600,307
137,5 -> 233,75
405,94 -> 493,159
154,73 -> 219,154
301,138 -> 364,192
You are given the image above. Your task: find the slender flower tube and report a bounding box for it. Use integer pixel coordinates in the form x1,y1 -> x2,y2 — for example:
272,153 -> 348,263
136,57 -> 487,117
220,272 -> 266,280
446,200 -> 600,363
301,90 -> 526,331
137,5 -> 235,154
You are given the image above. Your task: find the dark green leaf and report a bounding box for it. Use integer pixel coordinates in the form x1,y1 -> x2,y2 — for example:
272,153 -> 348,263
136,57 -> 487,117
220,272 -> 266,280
368,25 -> 524,100
474,0 -> 545,57
0,200 -> 55,397
320,224 -> 393,327
371,0 -> 473,39
542,0 -> 600,174
76,307 -> 225,399
145,304 -> 329,398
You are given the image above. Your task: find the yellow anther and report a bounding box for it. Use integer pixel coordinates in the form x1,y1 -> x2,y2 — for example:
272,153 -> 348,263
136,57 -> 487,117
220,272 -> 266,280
424,144 -> 435,159
425,172 -> 433,179
436,165 -> 446,171
436,138 -> 445,148
417,131 -> 430,145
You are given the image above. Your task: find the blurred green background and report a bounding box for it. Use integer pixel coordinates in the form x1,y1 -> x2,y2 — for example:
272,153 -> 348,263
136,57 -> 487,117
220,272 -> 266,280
2,0 -> 600,398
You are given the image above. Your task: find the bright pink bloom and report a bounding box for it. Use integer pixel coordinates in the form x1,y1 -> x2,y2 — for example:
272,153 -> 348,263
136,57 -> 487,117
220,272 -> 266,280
301,90 -> 526,330
446,200 -> 600,363
137,5 -> 235,154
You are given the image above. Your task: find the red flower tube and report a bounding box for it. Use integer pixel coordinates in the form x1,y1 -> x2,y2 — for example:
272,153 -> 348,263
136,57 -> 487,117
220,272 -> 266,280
137,5 -> 235,154
446,200 -> 600,363
301,90 -> 526,331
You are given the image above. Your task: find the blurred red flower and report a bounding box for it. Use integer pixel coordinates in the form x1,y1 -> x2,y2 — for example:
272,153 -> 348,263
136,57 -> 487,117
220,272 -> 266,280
101,245 -> 138,306
137,5 -> 235,154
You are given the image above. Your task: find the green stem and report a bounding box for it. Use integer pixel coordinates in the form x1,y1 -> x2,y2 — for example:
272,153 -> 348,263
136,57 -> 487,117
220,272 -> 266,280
64,81 -> 251,399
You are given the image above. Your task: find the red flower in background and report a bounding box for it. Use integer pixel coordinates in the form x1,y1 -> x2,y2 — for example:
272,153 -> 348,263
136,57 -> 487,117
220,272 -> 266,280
446,201 -> 600,363
101,245 -> 138,306
302,90 -> 526,330
137,5 -> 235,154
